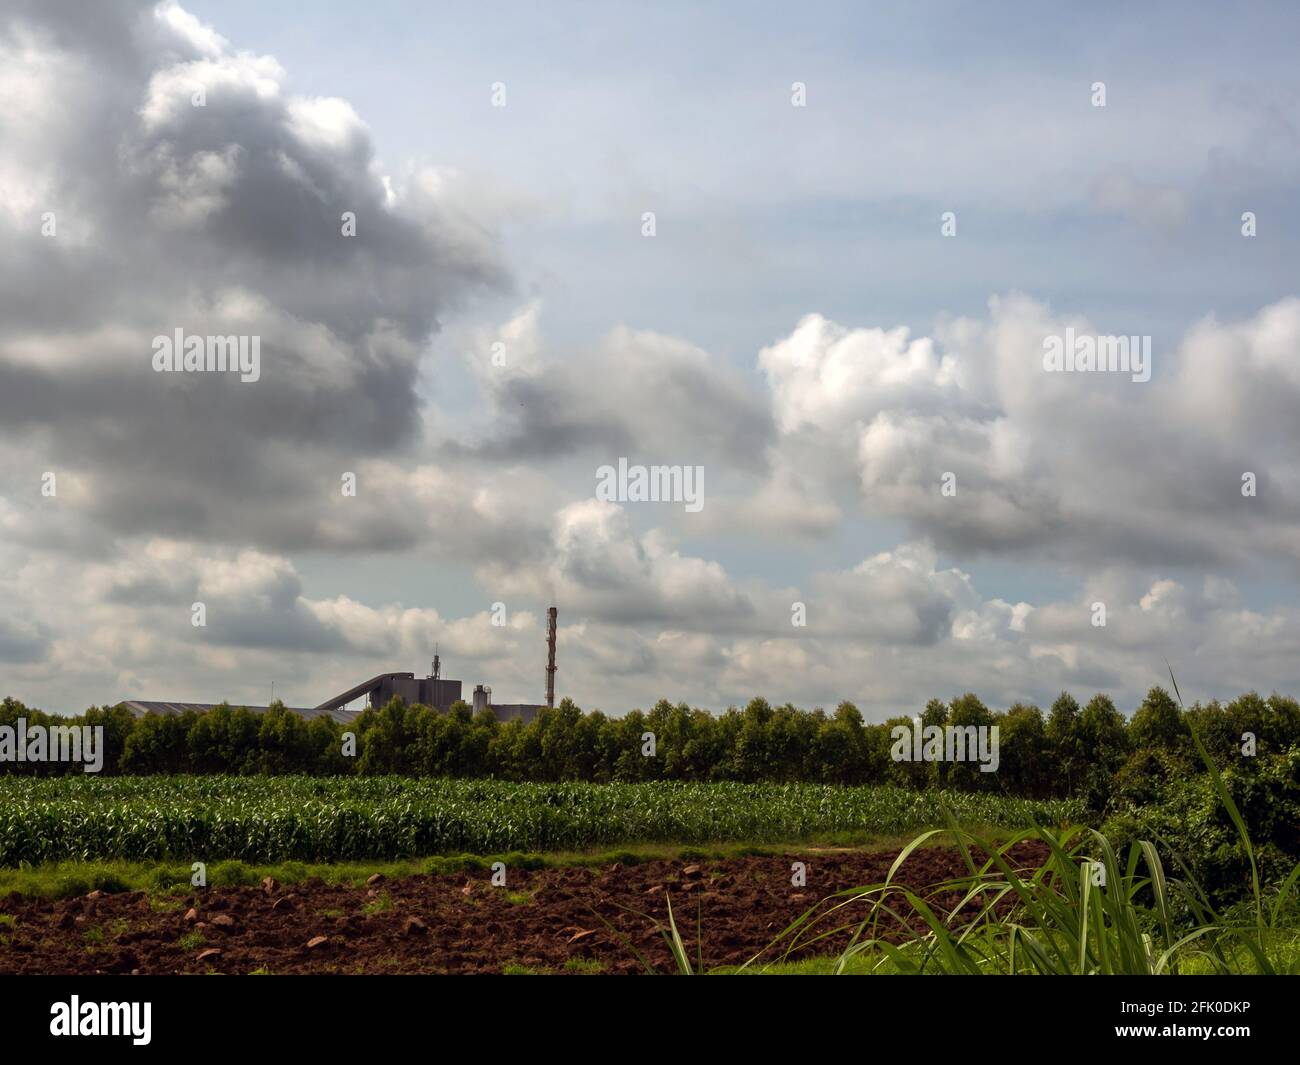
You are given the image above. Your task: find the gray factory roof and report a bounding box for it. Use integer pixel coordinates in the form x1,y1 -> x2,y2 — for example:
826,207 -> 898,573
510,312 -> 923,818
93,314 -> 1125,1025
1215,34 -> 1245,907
120,701 -> 356,723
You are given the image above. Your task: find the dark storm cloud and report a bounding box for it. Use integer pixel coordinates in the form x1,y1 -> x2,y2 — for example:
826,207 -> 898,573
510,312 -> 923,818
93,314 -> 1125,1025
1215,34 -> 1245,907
0,1 -> 509,552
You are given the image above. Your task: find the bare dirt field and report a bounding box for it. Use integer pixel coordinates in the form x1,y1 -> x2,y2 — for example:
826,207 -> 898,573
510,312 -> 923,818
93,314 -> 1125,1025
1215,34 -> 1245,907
0,842 -> 1047,974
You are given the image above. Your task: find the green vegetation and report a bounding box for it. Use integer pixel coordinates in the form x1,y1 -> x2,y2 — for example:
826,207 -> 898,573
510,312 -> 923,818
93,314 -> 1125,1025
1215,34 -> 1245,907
3,687 -> 1294,900
0,775 -> 1078,866
741,815 -> 1300,975
668,819 -> 1300,975
1103,746 -> 1300,907
710,715 -> 1300,976
1100,674 -> 1300,908
361,892 -> 393,915
3,688 -> 1295,810
1,675 -> 1291,977
502,962 -> 551,975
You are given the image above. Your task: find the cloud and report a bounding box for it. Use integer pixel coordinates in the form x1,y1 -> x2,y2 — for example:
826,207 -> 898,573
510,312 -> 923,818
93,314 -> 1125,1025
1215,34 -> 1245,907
691,451 -> 842,541
0,616 -> 51,665
486,499 -> 757,627
4,515 -> 1300,720
759,313 -> 964,436
805,542 -> 992,646
4,3 -> 1300,724
1090,170 -> 1189,232
0,0 -> 510,555
454,304 -> 774,471
751,293 -> 1300,568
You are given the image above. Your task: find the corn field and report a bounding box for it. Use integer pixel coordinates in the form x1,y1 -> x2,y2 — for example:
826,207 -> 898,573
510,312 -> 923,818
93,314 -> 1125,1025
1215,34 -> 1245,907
0,776 -> 1082,865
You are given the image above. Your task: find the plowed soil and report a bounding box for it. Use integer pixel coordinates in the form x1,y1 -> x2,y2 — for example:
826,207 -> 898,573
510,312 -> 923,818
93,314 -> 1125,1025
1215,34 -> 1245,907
0,842 -> 1047,974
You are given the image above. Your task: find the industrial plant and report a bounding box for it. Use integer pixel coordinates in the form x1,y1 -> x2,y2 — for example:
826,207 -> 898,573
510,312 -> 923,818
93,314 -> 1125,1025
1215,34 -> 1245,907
121,608 -> 561,725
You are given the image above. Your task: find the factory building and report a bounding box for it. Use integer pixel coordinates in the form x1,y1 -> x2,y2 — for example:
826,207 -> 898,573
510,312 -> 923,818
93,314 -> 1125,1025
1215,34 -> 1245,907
471,685 -> 542,724
121,608 -> 560,726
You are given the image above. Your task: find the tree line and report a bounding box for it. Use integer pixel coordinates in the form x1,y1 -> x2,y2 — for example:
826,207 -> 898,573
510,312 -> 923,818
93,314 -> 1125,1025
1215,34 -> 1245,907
2,687 -> 1296,813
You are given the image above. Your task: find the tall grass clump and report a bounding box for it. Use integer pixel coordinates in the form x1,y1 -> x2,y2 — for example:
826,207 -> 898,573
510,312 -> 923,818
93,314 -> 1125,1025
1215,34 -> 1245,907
766,821 -> 1295,975
751,682 -> 1300,975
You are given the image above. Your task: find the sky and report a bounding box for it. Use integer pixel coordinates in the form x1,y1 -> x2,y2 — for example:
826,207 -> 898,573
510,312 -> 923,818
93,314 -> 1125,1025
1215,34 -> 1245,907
3,0 -> 1300,718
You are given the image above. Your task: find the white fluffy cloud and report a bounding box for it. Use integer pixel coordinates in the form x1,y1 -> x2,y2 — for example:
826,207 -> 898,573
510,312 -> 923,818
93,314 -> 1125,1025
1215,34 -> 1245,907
760,313 -> 963,435
752,293 -> 1300,567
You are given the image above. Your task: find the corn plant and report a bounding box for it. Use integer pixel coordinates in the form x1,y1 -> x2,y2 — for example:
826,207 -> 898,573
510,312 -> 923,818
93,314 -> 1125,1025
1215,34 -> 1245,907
0,777 -> 1080,865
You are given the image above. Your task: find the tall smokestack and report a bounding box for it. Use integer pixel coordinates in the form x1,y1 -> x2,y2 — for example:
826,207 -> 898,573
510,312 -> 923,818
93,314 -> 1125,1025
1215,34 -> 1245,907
545,606 -> 557,708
